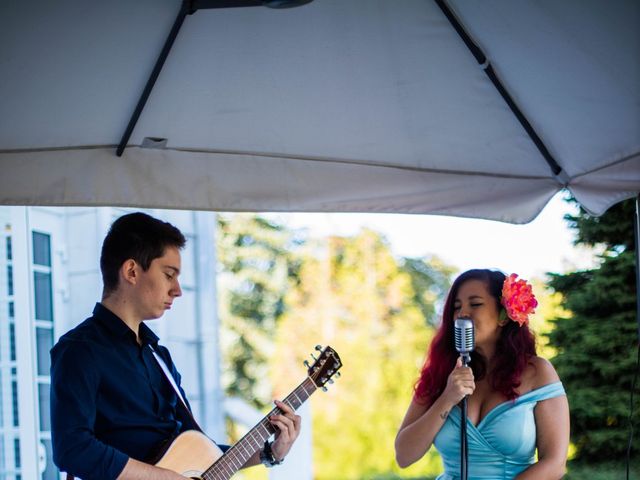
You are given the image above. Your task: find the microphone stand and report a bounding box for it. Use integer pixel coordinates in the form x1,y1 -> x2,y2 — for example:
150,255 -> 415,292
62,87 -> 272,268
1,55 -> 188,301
460,353 -> 470,480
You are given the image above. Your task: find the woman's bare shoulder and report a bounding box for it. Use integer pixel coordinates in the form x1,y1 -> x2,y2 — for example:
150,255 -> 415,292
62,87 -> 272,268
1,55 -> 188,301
525,356 -> 560,390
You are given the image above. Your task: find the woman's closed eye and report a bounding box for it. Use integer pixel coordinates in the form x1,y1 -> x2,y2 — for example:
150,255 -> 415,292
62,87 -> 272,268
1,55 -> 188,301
454,303 -> 483,310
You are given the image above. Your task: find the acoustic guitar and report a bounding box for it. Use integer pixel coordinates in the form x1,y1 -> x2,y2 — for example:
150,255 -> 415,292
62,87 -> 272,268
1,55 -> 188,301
154,345 -> 342,479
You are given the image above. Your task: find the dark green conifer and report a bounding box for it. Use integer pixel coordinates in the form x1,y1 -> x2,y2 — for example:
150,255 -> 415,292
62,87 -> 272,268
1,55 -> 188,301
548,198 -> 638,461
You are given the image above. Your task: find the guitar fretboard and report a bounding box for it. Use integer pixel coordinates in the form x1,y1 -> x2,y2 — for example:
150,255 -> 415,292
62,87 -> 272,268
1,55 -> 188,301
202,377 -> 317,480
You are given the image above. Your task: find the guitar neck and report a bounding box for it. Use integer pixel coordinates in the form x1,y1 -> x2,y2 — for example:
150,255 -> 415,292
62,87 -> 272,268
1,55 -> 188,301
202,377 -> 318,480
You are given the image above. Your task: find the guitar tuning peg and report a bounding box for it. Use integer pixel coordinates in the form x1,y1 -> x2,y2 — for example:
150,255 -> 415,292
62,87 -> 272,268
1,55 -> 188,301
335,372 -> 341,378
328,379 -> 334,384
311,353 -> 318,361
303,360 -> 310,368
322,386 -> 328,392
315,345 -> 323,351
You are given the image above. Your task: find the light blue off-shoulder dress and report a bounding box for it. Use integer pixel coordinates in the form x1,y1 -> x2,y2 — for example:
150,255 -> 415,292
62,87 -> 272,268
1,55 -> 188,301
433,381 -> 565,480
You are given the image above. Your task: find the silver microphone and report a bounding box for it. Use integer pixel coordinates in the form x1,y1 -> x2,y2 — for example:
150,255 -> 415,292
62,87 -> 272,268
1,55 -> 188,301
454,318 -> 475,366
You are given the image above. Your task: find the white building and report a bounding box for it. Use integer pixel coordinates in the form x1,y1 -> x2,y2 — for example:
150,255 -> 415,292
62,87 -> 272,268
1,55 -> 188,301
0,206 -> 225,479
0,206 -> 312,480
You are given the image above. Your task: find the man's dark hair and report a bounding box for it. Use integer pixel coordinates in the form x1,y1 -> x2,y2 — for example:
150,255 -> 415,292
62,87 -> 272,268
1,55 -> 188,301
100,212 -> 186,295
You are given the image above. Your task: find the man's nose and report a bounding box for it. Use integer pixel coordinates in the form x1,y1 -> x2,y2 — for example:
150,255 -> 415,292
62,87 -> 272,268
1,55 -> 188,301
172,281 -> 182,297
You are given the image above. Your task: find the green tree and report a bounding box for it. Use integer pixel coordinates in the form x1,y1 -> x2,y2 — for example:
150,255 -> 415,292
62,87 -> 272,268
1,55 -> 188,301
271,230 -> 454,480
529,278 -> 571,361
547,198 -> 638,462
217,213 -> 302,407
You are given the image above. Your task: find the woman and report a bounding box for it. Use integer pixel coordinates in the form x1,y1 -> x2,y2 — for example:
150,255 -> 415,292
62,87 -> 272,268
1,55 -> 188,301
395,269 -> 569,479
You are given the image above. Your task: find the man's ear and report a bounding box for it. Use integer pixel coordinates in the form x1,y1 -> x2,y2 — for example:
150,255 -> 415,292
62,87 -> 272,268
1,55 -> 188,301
120,259 -> 138,286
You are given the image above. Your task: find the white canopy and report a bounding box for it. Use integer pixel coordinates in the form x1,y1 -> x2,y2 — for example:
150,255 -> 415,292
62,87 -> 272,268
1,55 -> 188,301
1,0 -> 638,223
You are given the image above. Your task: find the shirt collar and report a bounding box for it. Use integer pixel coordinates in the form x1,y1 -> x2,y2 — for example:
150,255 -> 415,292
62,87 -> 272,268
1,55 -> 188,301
139,322 -> 159,345
92,303 -> 160,345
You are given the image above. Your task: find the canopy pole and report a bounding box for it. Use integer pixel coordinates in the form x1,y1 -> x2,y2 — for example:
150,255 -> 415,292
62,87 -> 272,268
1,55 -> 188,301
433,0 -> 569,186
116,2 -> 191,157
635,194 -> 640,344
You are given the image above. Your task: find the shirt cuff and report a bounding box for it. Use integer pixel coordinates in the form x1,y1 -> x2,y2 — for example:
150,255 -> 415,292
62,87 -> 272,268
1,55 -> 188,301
107,450 -> 129,480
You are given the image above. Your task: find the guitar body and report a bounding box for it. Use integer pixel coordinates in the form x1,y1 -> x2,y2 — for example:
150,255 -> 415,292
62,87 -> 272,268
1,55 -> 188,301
155,430 -> 223,478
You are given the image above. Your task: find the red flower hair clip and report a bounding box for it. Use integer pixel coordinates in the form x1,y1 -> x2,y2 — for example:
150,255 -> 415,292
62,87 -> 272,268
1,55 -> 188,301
501,273 -> 538,326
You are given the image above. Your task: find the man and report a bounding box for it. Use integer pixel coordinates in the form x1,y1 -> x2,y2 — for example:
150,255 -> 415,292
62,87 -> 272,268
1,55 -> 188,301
51,212 -> 301,479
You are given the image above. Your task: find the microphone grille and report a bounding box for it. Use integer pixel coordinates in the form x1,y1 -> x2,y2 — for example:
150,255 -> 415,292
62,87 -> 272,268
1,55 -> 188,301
454,318 -> 474,353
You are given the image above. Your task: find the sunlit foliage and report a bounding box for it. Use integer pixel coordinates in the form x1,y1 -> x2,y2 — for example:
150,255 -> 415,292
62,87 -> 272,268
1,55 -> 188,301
271,230 -> 454,479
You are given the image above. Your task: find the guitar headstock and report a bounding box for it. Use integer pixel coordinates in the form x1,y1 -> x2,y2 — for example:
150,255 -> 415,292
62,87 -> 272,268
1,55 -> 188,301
305,345 -> 342,391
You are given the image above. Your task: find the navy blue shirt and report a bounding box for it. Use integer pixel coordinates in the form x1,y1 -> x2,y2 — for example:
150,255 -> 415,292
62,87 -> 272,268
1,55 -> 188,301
50,303 -> 199,479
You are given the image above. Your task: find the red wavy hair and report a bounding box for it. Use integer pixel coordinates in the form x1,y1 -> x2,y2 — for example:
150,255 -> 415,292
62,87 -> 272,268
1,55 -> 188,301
414,269 -> 536,406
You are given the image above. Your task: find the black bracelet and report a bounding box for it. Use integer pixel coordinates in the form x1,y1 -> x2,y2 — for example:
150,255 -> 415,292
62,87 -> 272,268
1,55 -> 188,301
260,440 -> 283,467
